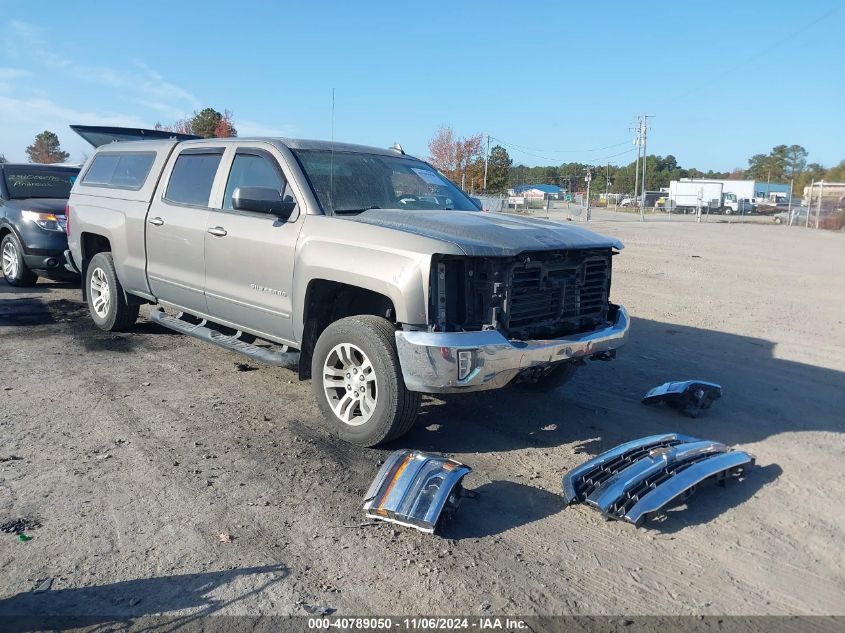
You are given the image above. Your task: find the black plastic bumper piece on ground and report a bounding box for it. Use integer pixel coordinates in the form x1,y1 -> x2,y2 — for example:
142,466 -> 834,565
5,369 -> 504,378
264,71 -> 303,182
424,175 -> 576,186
642,380 -> 722,417
148,308 -> 296,367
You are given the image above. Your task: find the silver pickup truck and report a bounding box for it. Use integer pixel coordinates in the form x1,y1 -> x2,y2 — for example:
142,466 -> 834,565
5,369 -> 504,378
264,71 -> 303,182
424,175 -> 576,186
65,129 -> 629,446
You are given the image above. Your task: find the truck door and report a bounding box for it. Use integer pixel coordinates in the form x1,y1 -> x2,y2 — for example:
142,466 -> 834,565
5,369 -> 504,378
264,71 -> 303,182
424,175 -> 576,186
203,147 -> 302,343
145,147 -> 225,314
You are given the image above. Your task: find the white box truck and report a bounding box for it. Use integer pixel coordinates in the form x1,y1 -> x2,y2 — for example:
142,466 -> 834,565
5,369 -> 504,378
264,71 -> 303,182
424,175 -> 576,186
679,179 -> 755,214
668,181 -> 724,214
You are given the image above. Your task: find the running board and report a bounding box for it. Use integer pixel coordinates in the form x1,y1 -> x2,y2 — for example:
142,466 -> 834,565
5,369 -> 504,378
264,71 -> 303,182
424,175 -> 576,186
562,434 -> 755,526
148,308 -> 297,367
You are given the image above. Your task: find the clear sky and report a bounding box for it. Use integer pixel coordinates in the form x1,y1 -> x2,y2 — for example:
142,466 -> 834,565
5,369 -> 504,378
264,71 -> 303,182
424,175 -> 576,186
1,0 -> 841,170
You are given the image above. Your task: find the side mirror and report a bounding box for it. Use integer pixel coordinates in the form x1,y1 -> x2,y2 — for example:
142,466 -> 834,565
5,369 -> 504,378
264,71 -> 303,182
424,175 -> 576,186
232,186 -> 296,220
470,196 -> 483,210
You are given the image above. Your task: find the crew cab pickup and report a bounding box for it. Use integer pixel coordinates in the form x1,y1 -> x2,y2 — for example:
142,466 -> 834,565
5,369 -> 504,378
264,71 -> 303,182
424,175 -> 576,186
66,131 -> 629,446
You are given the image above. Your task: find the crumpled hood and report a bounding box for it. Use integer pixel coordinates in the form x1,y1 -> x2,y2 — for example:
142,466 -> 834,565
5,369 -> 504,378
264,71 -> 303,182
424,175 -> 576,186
5,198 -> 68,214
347,209 -> 623,256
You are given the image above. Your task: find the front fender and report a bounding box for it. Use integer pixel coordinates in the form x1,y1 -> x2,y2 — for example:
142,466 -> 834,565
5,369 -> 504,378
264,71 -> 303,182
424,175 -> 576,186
291,216 -> 461,341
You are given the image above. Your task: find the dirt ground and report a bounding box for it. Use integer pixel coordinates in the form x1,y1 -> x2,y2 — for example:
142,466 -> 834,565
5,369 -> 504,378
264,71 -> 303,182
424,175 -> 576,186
0,213 -> 843,618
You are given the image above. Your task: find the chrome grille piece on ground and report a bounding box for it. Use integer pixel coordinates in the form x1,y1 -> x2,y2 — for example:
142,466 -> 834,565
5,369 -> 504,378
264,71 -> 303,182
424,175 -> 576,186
562,434 -> 755,526
363,450 -> 472,534
642,380 -> 722,417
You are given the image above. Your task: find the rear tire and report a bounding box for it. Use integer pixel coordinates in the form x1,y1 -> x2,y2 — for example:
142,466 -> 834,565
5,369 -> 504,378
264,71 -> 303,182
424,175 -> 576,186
85,252 -> 139,332
1,233 -> 38,286
514,361 -> 578,393
312,315 -> 421,447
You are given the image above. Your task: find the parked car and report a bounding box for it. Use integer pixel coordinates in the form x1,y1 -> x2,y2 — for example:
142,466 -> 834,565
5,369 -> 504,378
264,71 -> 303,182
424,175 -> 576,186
66,128 -> 630,446
773,206 -> 808,225
0,163 -> 80,285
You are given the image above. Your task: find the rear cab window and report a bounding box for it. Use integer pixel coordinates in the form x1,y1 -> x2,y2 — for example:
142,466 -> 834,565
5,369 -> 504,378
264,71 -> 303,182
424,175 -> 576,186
81,152 -> 155,190
164,149 -> 224,207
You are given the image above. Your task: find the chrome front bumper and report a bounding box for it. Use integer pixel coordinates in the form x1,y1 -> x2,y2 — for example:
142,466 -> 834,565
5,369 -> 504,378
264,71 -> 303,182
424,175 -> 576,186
394,306 -> 630,393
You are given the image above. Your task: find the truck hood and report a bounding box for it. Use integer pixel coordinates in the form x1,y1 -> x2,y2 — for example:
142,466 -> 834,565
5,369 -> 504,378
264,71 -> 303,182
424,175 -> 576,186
347,209 -> 623,256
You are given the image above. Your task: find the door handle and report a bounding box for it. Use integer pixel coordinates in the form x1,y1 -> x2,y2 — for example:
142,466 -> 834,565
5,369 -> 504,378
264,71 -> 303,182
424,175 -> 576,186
207,226 -> 228,237
148,217 -> 164,226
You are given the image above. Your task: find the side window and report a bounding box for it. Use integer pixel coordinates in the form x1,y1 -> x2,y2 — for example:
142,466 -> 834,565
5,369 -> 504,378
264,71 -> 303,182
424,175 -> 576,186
82,152 -> 156,190
164,150 -> 223,207
223,153 -> 285,209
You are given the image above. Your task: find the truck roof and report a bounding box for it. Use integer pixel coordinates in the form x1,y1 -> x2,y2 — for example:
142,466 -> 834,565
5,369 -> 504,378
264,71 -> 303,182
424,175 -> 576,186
90,137 -> 416,160
72,125 -> 418,160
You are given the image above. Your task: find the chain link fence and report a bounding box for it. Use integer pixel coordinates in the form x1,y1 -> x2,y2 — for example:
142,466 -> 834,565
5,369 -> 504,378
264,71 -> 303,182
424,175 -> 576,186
473,186 -> 843,232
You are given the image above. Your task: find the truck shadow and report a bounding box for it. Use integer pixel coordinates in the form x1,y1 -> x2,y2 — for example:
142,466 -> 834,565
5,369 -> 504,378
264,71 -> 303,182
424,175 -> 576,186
404,316 -> 845,453
441,480 -> 565,540
0,564 -> 288,628
0,280 -> 78,296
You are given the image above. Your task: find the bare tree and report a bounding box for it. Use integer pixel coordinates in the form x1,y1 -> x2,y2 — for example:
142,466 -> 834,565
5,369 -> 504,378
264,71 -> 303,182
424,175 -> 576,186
428,125 -> 483,190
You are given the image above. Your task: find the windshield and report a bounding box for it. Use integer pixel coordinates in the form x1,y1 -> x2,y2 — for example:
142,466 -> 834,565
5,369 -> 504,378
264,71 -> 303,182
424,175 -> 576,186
292,149 -> 479,214
4,167 -> 78,199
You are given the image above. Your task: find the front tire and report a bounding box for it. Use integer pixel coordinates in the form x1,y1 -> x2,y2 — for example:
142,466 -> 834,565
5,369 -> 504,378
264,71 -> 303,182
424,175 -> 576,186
312,315 -> 421,447
85,252 -> 139,331
1,233 -> 38,286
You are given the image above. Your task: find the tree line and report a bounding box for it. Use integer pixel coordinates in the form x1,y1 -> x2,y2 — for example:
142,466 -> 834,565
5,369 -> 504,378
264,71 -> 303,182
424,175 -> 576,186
6,116 -> 844,195
427,126 -> 845,196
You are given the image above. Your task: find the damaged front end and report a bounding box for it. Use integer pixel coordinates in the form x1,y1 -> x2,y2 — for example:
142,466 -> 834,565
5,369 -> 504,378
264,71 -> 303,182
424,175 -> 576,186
428,249 -> 615,341
562,433 -> 755,526
394,248 -> 630,393
363,450 -> 471,534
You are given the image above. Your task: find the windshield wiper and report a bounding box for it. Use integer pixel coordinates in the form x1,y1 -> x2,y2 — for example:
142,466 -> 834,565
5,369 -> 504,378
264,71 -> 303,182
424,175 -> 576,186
333,205 -> 380,215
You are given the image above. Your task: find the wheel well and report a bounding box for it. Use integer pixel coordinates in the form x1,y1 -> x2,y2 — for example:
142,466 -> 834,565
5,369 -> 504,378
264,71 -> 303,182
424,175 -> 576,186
298,280 -> 396,380
81,233 -> 112,261
80,233 -> 112,300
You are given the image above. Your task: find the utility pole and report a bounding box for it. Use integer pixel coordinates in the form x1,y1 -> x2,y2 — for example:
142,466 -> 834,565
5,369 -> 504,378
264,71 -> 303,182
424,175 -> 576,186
639,115 -> 652,222
483,134 -> 490,191
585,169 -> 593,222
805,180 -> 813,228
632,116 -> 641,218
787,178 -> 794,225
816,180 -> 824,229
605,162 -> 610,199
766,167 -> 771,201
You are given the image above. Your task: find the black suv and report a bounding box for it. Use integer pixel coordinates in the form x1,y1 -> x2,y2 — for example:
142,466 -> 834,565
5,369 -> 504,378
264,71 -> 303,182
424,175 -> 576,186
0,163 -> 80,286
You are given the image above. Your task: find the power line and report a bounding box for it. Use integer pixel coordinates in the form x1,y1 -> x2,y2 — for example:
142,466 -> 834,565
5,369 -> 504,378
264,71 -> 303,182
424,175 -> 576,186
489,136 -> 632,154
492,136 -> 636,164
666,7 -> 838,108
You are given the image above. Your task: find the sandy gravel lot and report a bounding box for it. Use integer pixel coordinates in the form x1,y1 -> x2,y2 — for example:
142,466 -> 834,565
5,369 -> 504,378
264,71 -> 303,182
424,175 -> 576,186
0,214 -> 843,618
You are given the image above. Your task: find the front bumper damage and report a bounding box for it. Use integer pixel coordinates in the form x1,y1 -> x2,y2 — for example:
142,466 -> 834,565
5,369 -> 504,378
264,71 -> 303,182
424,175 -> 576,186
562,433 -> 755,526
363,450 -> 471,534
394,305 -> 629,393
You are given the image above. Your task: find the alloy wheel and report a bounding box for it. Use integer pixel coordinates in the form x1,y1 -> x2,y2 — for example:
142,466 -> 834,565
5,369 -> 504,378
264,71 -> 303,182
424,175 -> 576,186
322,343 -> 378,426
90,267 -> 111,319
2,241 -> 18,279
